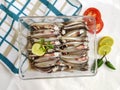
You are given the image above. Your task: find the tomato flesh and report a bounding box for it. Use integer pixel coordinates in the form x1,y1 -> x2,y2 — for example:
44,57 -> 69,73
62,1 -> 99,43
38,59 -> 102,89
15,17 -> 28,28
89,18 -> 104,34
83,7 -> 104,34
96,19 -> 104,33
84,7 -> 101,20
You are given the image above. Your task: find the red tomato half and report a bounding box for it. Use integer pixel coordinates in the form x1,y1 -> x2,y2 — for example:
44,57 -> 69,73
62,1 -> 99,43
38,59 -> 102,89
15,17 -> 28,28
83,7 -> 101,20
89,18 -> 104,34
83,7 -> 104,34
96,19 -> 104,34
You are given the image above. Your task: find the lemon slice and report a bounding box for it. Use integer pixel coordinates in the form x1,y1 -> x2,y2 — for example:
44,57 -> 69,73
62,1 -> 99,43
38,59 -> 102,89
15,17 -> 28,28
99,36 -> 114,46
98,45 -> 111,55
32,43 -> 46,56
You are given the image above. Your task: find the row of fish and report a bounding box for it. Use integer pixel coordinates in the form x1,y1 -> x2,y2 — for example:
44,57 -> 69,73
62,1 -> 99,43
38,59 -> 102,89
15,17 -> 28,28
27,19 -> 89,73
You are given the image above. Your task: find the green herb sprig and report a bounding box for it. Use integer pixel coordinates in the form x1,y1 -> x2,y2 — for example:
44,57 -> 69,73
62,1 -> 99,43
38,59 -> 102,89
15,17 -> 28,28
38,38 -> 54,52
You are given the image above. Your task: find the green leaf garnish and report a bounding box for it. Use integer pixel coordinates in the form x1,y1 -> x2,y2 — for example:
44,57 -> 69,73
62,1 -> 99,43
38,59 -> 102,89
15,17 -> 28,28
39,38 -> 45,44
37,38 -> 54,54
47,45 -> 54,49
46,41 -> 51,45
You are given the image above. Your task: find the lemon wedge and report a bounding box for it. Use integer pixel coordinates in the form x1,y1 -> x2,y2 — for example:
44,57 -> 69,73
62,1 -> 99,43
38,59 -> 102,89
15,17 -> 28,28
32,43 -> 46,56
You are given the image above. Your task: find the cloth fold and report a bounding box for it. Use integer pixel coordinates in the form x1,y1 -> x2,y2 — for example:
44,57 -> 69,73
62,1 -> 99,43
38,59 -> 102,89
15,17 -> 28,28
0,0 -> 82,74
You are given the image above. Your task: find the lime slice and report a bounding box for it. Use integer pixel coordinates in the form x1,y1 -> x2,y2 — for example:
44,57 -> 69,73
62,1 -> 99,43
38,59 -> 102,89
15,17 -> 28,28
99,36 -> 114,46
32,43 -> 46,56
98,45 -> 111,55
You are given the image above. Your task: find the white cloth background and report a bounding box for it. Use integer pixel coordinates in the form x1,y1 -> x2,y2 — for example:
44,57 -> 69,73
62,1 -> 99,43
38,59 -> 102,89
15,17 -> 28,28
0,0 -> 120,90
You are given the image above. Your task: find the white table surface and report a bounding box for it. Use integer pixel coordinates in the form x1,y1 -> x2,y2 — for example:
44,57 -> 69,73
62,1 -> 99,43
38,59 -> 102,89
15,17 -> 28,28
0,0 -> 120,90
